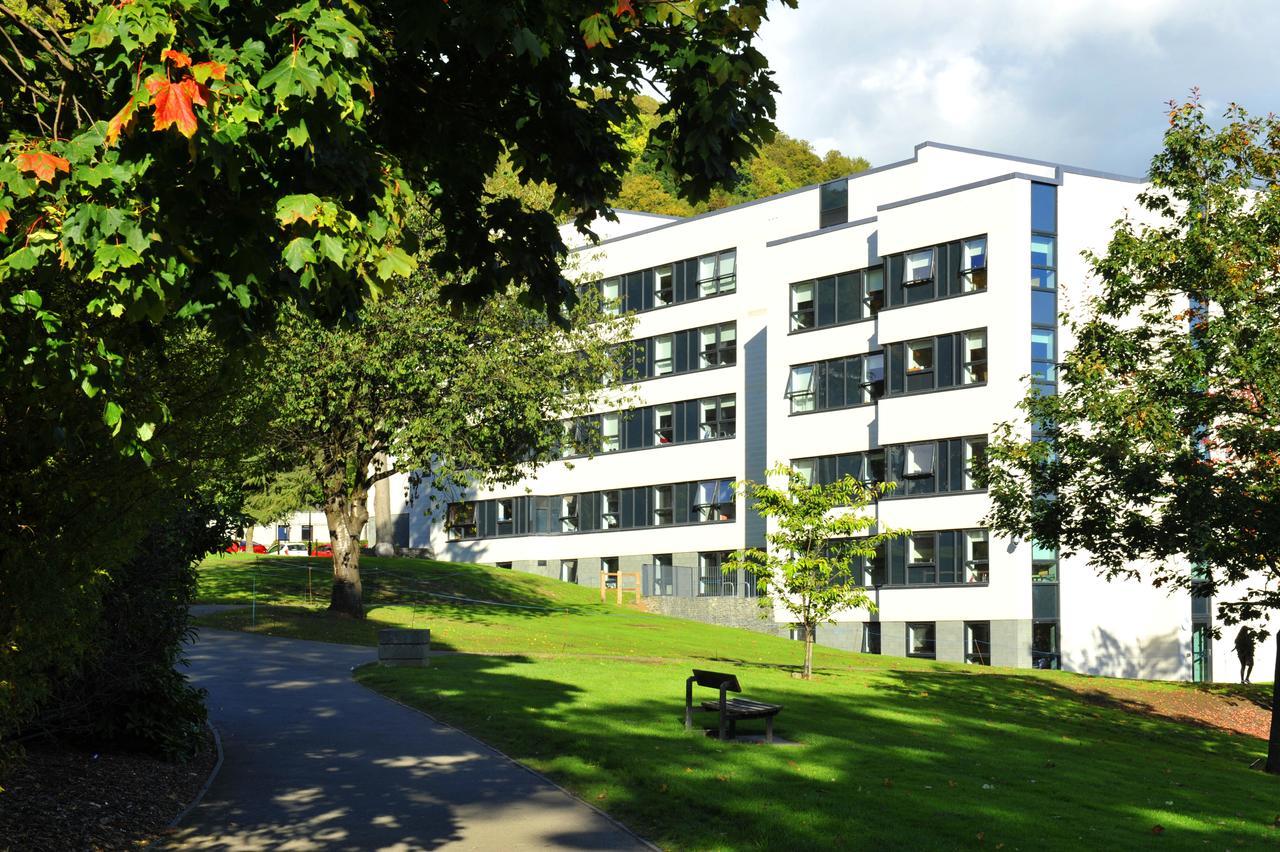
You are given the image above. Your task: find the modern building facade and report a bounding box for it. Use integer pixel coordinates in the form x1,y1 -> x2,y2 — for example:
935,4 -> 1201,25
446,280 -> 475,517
372,142 -> 1257,684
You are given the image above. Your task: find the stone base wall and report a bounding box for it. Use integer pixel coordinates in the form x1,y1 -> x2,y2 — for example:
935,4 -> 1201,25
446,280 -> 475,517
643,595 -> 781,636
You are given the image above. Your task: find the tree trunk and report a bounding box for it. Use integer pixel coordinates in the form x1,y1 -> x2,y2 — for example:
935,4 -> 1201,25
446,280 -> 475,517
325,492 -> 368,619
803,622 -> 815,680
1266,630 -> 1280,773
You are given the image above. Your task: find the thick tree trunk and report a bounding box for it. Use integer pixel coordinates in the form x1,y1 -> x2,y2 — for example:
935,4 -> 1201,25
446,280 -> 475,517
803,622 -> 815,680
1266,630 -> 1280,773
325,492 -> 368,619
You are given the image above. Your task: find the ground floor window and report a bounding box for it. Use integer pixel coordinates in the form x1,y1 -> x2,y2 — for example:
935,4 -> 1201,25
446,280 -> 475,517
496,561 -> 512,570
965,621 -> 991,665
907,622 -> 936,658
652,554 -> 674,596
698,551 -> 734,596
300,524 -> 313,541
601,556 -> 619,588
559,559 -> 577,584
862,622 -> 881,654
1032,620 -> 1060,669
1191,623 -> 1211,683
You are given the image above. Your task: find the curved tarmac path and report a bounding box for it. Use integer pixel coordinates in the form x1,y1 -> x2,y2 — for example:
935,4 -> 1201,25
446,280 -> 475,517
172,629 -> 650,851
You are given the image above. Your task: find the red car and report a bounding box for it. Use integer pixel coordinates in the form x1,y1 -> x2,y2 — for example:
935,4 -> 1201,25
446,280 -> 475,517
312,543 -> 333,557
225,541 -> 268,554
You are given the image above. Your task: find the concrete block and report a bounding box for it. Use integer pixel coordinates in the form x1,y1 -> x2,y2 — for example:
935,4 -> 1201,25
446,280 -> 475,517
378,628 -> 430,667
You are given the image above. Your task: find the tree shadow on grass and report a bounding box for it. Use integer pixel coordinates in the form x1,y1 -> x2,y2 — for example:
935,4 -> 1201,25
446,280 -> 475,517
362,655 -> 1280,850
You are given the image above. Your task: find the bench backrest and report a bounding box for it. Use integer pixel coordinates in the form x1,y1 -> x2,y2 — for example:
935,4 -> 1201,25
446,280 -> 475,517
691,669 -> 741,692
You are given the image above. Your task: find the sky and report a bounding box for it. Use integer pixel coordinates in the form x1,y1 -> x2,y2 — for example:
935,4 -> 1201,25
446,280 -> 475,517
757,0 -> 1280,176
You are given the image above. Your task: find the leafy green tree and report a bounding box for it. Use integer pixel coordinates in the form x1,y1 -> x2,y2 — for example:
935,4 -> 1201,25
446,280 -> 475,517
259,277 -> 629,618
727,463 -> 907,679
981,97 -> 1280,771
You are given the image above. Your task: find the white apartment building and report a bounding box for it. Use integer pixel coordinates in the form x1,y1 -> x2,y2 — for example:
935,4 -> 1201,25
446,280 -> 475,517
324,142 -> 1265,684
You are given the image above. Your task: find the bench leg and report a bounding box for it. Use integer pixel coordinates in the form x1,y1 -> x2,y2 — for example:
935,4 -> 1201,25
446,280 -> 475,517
765,715 -> 774,744
719,713 -> 727,741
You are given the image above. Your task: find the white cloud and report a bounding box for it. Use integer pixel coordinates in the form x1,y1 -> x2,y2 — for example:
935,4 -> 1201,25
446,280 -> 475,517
757,0 -> 1280,174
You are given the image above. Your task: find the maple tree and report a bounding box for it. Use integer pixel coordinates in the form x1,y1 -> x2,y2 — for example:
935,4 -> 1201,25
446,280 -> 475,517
981,98 -> 1280,771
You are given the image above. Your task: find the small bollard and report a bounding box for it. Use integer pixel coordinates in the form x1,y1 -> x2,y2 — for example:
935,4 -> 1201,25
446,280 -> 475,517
378,628 -> 430,667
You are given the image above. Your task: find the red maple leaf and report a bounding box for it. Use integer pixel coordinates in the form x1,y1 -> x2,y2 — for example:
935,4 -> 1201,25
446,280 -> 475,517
192,60 -> 227,81
16,151 -> 70,184
162,48 -> 192,68
106,98 -> 136,146
0,209 -> 10,234
180,78 -> 212,108
615,0 -> 636,17
146,77 -> 198,137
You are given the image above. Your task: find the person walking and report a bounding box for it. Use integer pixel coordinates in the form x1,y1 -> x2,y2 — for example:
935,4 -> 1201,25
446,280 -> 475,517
1234,626 -> 1256,684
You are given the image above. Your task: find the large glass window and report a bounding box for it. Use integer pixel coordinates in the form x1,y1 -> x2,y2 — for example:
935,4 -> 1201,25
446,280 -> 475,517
559,559 -> 578,583
1030,234 -> 1056,270
863,353 -> 885,400
698,322 -> 736,368
819,179 -> 848,229
965,622 -> 992,665
1032,621 -> 1060,669
496,499 -> 514,535
907,622 -> 936,658
961,237 -> 987,292
794,457 -> 816,485
904,443 -> 936,478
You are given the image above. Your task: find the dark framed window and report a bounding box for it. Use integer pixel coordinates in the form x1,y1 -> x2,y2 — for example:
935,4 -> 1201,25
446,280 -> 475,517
965,622 -> 992,665
864,267 -> 885,314
694,479 -> 736,523
558,495 -> 579,533
786,364 -> 817,413
697,249 -> 737,297
559,559 -> 578,583
601,490 -> 621,529
788,270 -> 870,332
961,237 -> 987,292
861,622 -> 882,654
1032,541 -> 1058,583
787,353 -> 880,414
907,534 -> 937,584
700,395 -> 736,439
652,484 -> 674,526
496,499 -> 514,535
601,556 -> 619,587
698,551 -> 735,596
907,622 -> 936,659
600,412 -> 621,453
653,264 -> 674,307
601,276 -> 622,316
819,179 -> 848,229
905,338 -> 935,392
652,334 -> 674,376
652,554 -> 674,596
965,530 -> 990,583
300,524 -> 313,541
699,323 -> 737,367
446,504 -> 477,540
1032,621 -> 1060,669
964,330 -> 988,384
654,404 -> 674,445
903,247 -> 936,301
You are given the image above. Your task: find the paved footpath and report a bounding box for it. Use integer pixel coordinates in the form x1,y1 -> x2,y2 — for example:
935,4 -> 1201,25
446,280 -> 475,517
172,629 -> 651,851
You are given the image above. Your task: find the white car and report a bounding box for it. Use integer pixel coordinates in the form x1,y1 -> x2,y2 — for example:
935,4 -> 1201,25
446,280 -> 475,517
270,542 -> 310,557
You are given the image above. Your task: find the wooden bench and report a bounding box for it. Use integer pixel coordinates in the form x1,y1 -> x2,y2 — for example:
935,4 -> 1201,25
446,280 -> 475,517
684,668 -> 783,743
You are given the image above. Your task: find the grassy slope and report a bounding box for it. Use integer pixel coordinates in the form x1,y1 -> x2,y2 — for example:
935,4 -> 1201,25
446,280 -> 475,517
196,555 -> 1280,850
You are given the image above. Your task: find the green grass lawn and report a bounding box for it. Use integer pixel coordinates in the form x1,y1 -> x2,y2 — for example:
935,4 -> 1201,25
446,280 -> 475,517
196,554 -> 1280,850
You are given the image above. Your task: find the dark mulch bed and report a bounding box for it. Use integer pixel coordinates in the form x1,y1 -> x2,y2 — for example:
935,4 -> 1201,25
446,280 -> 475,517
0,726 -> 217,851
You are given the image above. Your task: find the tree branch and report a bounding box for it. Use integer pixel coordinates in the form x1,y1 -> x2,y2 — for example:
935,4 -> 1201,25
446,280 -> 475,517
0,5 -> 76,71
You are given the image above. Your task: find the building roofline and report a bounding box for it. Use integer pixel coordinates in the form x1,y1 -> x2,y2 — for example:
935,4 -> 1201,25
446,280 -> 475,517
568,142 -> 1147,251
